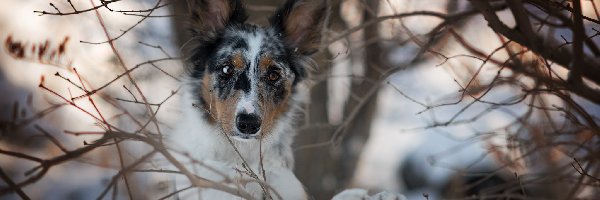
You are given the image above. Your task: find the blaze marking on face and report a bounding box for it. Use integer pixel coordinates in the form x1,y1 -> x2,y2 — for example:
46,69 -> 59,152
235,32 -> 263,115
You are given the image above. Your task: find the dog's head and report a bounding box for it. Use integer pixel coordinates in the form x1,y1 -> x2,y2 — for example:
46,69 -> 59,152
186,0 -> 324,141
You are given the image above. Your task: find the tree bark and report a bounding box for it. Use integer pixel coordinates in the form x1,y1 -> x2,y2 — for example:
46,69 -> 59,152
337,0 -> 383,187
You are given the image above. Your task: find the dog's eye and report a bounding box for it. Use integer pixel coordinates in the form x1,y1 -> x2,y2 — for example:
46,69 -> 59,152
221,65 -> 234,77
267,70 -> 281,82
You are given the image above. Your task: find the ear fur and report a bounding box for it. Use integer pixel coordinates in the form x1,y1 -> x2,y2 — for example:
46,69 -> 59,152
186,0 -> 247,79
189,0 -> 247,41
269,0 -> 326,55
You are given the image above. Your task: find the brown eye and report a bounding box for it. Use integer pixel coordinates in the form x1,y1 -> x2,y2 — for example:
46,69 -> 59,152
267,70 -> 280,82
221,65 -> 234,76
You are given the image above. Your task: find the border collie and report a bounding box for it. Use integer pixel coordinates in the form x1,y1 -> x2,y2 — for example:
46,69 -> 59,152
169,0 -> 322,199
169,0 -> 406,199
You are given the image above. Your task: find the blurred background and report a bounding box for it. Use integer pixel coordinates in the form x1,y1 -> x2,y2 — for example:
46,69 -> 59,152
0,0 -> 599,199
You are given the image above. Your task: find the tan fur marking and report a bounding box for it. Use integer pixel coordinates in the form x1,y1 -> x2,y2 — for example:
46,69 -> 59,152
259,55 -> 274,71
258,80 -> 293,137
213,92 -> 240,135
200,73 -> 216,124
201,73 -> 241,135
231,53 -> 245,70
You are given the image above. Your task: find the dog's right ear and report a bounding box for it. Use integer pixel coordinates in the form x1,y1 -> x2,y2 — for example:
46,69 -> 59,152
189,0 -> 247,41
269,0 -> 325,56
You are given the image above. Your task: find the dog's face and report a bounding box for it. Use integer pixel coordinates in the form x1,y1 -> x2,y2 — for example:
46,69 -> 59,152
197,28 -> 298,140
187,0 -> 323,140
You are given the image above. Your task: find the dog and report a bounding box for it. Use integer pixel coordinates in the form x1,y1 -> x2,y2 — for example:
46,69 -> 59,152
169,0 -> 407,199
169,0 -> 323,199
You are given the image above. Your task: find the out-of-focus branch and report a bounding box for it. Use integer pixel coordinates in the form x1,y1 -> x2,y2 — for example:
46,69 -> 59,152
34,0 -> 122,16
472,1 -> 527,45
0,167 -> 30,200
569,0 -> 584,84
447,30 -> 600,131
0,133 -> 115,195
325,5 -> 506,45
506,0 -> 540,51
472,0 -> 600,87
96,151 -> 157,199
89,0 -> 164,141
525,0 -> 600,56
526,0 -> 600,25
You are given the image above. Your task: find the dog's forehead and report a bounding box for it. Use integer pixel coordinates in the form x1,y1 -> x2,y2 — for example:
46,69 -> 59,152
216,26 -> 286,59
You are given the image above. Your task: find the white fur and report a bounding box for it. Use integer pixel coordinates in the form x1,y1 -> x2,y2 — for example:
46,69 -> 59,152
235,31 -> 264,117
168,77 -> 306,199
332,189 -> 407,200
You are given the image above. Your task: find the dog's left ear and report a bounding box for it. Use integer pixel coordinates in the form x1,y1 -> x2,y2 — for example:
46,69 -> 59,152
270,0 -> 326,56
189,0 -> 247,41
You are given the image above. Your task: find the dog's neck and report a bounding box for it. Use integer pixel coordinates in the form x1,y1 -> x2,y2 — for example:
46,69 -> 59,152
170,84 -> 297,170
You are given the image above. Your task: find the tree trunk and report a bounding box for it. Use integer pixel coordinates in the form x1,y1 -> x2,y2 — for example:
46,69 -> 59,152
293,71 -> 335,199
337,0 -> 383,187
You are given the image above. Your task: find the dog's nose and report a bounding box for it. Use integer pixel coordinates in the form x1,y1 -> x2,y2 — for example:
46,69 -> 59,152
236,114 -> 262,135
